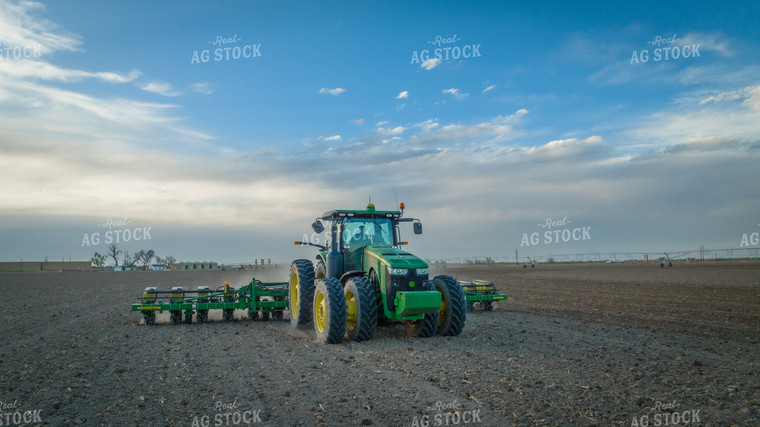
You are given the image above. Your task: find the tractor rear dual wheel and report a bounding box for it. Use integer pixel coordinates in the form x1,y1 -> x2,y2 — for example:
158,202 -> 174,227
313,277 -> 346,344
290,259 -> 316,329
344,276 -> 377,342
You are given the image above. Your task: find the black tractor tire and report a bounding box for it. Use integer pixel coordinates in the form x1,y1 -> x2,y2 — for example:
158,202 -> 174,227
344,276 -> 378,342
184,313 -> 193,324
313,277 -> 346,344
289,259 -> 316,328
222,309 -> 234,322
483,301 -> 494,311
197,310 -> 208,324
314,259 -> 326,279
248,309 -> 259,321
405,311 -> 439,338
433,275 -> 467,336
261,311 -> 270,321
169,311 -> 182,325
143,311 -> 156,326
272,310 -> 284,321
368,269 -> 391,325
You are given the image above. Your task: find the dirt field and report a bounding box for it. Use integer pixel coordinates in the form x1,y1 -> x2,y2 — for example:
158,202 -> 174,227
1,261 -> 758,426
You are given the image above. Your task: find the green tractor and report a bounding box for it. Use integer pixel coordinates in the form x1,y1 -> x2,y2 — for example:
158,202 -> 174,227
290,202 -> 466,343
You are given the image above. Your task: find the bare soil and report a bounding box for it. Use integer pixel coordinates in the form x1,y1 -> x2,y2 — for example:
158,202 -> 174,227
1,261 -> 758,426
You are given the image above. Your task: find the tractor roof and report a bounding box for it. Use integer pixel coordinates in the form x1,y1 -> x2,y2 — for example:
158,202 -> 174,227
321,203 -> 402,220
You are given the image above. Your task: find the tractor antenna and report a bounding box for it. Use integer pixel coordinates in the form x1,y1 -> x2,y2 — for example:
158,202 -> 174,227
392,184 -> 399,207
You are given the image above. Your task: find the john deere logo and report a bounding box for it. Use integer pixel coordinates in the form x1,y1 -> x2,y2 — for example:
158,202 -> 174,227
409,281 -> 416,288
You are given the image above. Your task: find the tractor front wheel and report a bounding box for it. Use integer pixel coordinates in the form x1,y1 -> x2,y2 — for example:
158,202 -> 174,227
344,276 -> 377,342
405,311 -> 439,338
314,259 -> 326,279
434,275 -> 467,336
313,277 -> 346,344
289,259 -> 316,328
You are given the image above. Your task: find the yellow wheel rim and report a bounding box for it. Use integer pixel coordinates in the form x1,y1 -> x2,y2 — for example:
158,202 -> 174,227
346,290 -> 357,331
315,290 -> 326,332
438,290 -> 447,327
289,273 -> 299,316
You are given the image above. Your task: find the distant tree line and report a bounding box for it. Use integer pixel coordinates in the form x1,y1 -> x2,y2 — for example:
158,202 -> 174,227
90,244 -> 175,269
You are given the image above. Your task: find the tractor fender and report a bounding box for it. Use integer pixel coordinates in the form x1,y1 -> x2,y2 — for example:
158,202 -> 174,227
340,270 -> 365,284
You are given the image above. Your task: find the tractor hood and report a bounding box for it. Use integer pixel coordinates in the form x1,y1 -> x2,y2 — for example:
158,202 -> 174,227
364,246 -> 427,269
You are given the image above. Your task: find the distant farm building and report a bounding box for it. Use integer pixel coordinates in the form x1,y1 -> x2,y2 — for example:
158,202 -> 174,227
177,262 -> 219,270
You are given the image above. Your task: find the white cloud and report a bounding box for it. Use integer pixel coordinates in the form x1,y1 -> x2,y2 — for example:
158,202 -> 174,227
625,87 -> 760,147
482,85 -> 496,93
351,118 -> 364,125
680,32 -> 733,57
396,91 -> 409,99
0,0 -> 82,56
140,81 -> 181,97
375,121 -> 390,127
442,88 -> 469,99
324,135 -> 342,141
409,109 -> 528,145
190,82 -> 212,95
698,85 -> 760,112
421,58 -> 440,70
319,87 -> 346,95
0,59 -> 141,83
376,126 -> 405,136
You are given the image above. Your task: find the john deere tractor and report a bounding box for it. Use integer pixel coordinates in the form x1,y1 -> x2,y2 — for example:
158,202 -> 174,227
290,202 -> 466,343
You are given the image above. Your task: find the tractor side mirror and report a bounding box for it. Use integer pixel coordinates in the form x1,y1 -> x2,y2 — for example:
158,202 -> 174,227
413,222 -> 422,235
311,220 -> 325,234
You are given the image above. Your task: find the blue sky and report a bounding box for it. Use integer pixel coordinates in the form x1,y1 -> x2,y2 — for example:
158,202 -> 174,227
0,0 -> 759,264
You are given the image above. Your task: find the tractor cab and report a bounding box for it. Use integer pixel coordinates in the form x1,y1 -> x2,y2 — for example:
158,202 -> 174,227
308,202 -> 421,280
